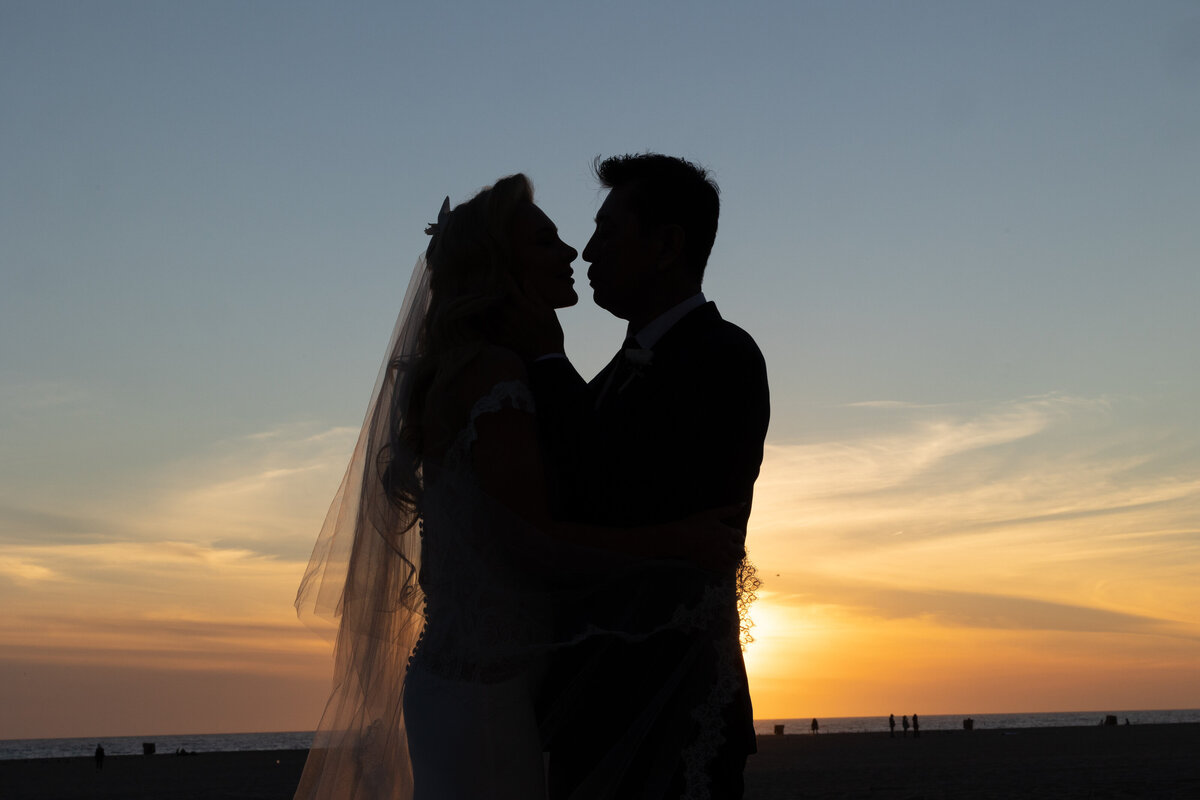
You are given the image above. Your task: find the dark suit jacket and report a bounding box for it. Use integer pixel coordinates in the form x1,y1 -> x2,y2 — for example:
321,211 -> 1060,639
530,302 -> 770,796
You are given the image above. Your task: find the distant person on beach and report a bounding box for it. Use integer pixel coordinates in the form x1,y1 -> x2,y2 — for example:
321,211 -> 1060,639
294,162 -> 761,800
94,743 -> 104,770
811,718 -> 819,734
903,715 -> 910,737
913,714 -> 920,738
889,714 -> 896,738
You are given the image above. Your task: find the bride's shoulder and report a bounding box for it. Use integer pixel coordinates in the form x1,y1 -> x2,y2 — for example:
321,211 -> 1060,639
424,346 -> 534,457
465,345 -> 529,386
447,345 -> 531,410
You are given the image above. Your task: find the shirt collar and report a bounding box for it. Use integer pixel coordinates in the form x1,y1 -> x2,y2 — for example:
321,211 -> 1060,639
628,292 -> 706,350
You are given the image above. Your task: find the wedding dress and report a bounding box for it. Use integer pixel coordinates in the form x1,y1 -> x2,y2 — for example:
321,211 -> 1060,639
401,379 -> 551,800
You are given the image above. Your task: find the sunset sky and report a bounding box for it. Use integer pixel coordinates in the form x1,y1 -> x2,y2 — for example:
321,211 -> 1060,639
3,1 -> 1198,740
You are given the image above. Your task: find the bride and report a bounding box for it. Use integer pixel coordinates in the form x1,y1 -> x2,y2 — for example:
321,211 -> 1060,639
293,174 -> 743,800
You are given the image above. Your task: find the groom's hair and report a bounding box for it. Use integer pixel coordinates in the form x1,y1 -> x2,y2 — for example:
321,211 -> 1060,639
593,153 -> 720,280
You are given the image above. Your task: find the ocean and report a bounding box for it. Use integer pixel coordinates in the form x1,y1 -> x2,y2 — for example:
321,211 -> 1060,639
752,708 -> 1200,736
4,709 -> 1199,761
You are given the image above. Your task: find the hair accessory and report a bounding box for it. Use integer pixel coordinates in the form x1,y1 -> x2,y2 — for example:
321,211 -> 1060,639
424,197 -> 451,236
423,196 -> 451,258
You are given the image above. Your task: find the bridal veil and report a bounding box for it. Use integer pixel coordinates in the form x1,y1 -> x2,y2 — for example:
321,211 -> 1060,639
293,255 -> 431,799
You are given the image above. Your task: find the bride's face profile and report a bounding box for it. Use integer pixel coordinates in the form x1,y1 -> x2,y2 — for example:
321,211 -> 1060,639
511,202 -> 579,309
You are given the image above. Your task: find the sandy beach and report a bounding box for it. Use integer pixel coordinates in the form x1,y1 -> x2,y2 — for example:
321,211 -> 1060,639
744,723 -> 1200,799
2,724 -> 1197,799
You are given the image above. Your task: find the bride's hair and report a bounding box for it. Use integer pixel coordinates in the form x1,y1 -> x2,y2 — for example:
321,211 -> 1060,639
381,174 -> 534,512
424,173 -> 532,360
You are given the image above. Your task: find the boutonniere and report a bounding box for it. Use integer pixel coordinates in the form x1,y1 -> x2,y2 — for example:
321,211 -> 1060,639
618,346 -> 654,392
623,347 -> 654,367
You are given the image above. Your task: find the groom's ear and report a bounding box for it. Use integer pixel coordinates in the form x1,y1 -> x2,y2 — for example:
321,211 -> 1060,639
653,223 -> 686,271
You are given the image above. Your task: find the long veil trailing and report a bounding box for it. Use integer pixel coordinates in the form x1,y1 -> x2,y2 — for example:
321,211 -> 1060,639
293,255 -> 431,799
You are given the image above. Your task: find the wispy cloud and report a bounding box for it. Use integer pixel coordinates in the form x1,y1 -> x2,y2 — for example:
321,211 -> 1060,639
0,614 -> 324,674
0,538 -> 300,606
756,393 -> 1107,505
748,392 -> 1200,639
0,536 -> 319,677
0,419 -> 363,686
140,422 -> 357,559
761,580 -> 1192,639
0,505 -> 121,545
0,555 -> 59,583
0,378 -> 91,412
0,415 -> 371,689
845,400 -> 945,409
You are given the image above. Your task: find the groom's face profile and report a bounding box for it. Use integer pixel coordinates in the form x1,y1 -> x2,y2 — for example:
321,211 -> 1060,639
582,185 -> 659,321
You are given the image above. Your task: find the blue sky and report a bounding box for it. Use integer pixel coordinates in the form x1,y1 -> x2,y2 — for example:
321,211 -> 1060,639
2,1 -> 1199,736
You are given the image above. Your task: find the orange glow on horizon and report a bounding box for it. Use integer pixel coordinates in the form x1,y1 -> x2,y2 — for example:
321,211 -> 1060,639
3,394 -> 1199,738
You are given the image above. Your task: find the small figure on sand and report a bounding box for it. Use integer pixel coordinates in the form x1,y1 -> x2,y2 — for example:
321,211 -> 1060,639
902,715 -> 910,737
913,713 -> 920,738
94,744 -> 104,770
889,714 -> 895,738
811,718 -> 819,734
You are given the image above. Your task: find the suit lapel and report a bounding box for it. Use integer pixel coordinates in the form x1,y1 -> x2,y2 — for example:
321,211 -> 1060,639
590,303 -> 721,414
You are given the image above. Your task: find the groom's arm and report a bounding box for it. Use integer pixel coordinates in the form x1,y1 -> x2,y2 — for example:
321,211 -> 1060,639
670,328 -> 770,528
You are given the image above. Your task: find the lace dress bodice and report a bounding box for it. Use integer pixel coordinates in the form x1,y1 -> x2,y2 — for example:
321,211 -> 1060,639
408,380 -> 550,681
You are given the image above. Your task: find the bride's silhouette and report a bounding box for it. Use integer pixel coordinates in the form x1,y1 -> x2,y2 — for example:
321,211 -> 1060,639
293,172 -> 752,800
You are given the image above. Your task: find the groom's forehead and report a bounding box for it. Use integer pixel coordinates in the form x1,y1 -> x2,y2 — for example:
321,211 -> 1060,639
595,185 -> 637,222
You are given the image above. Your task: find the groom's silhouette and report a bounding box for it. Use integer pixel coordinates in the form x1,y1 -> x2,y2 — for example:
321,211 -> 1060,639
531,154 -> 769,799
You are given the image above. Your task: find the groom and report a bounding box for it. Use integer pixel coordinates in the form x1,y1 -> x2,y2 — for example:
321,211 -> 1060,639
530,154 -> 770,798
